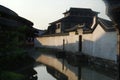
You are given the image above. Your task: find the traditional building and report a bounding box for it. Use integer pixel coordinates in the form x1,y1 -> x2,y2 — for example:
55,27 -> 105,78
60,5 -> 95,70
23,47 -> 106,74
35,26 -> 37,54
45,8 -> 99,34
35,8 -> 117,66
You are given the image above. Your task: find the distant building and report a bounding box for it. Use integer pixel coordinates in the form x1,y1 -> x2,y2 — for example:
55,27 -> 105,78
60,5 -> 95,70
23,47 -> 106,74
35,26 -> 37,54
36,29 -> 46,36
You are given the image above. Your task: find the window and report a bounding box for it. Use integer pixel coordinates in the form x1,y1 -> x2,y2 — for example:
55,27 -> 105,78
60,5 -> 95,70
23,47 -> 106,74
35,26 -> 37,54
56,23 -> 61,29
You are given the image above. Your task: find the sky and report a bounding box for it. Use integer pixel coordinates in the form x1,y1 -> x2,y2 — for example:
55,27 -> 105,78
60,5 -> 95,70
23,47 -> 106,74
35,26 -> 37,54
0,0 -> 109,30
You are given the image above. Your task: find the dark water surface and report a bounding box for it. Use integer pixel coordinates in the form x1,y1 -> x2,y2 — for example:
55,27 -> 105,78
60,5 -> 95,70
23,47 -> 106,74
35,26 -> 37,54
33,53 -> 115,80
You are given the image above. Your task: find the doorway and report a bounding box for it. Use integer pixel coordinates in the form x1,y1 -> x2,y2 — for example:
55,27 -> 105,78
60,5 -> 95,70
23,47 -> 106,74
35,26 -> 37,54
79,35 -> 82,52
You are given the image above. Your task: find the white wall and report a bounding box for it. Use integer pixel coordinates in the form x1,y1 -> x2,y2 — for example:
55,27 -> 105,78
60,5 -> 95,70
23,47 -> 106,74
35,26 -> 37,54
81,24 -> 117,61
35,36 -> 64,50
35,24 -> 117,61
82,34 -> 93,55
92,24 -> 117,61
35,32 -> 79,53
65,32 -> 79,52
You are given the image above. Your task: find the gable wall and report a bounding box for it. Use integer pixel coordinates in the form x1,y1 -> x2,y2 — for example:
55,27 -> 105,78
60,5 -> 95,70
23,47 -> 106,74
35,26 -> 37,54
92,24 -> 117,61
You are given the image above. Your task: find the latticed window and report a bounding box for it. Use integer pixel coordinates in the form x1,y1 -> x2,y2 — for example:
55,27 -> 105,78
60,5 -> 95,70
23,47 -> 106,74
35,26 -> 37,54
57,23 -> 61,29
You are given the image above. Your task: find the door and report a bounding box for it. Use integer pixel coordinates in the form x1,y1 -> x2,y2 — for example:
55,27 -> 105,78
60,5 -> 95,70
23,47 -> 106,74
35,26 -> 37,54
79,35 -> 82,52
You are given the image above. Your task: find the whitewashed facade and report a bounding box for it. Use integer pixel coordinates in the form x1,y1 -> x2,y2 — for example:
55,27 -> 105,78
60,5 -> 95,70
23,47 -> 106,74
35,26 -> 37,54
35,23 -> 117,61
92,24 -> 117,61
34,8 -> 117,62
35,32 -> 79,52
82,24 -> 117,61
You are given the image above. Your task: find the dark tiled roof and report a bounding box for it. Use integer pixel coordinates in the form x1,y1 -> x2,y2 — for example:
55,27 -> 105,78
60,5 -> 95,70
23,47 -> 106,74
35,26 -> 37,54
0,5 -> 33,27
0,5 -> 18,16
65,17 -> 116,33
0,17 -> 24,27
17,16 -> 33,26
50,16 -> 93,25
65,24 -> 92,33
98,18 -> 115,31
49,15 -> 93,34
63,7 -> 99,14
65,25 -> 81,32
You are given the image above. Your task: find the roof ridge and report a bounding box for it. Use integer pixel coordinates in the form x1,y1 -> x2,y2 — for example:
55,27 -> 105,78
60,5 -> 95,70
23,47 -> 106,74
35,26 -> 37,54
0,5 -> 18,16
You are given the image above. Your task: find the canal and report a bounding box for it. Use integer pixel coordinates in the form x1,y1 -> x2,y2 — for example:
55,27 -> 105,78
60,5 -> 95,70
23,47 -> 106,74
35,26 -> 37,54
34,63 -> 116,80
34,65 -> 115,80
29,49 -> 116,80
34,65 -> 56,80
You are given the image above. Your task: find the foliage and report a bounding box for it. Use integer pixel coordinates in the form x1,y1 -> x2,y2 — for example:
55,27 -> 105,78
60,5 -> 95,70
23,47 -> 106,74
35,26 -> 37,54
0,71 -> 25,80
0,26 -> 27,54
0,25 -> 36,79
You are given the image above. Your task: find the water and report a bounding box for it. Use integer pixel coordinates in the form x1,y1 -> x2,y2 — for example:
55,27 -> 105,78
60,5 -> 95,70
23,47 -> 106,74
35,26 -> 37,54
30,51 -> 116,80
34,65 -> 56,80
34,65 -> 115,80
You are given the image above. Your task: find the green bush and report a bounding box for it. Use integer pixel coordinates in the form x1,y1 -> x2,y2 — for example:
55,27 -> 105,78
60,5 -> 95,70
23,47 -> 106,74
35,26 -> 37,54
0,71 -> 25,80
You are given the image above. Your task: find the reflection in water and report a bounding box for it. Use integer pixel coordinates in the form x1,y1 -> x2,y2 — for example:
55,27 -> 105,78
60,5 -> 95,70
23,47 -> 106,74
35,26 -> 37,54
33,53 -> 116,80
46,66 -> 68,80
81,68 -> 114,80
34,65 -> 56,80
34,65 -> 115,80
36,54 -> 79,80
